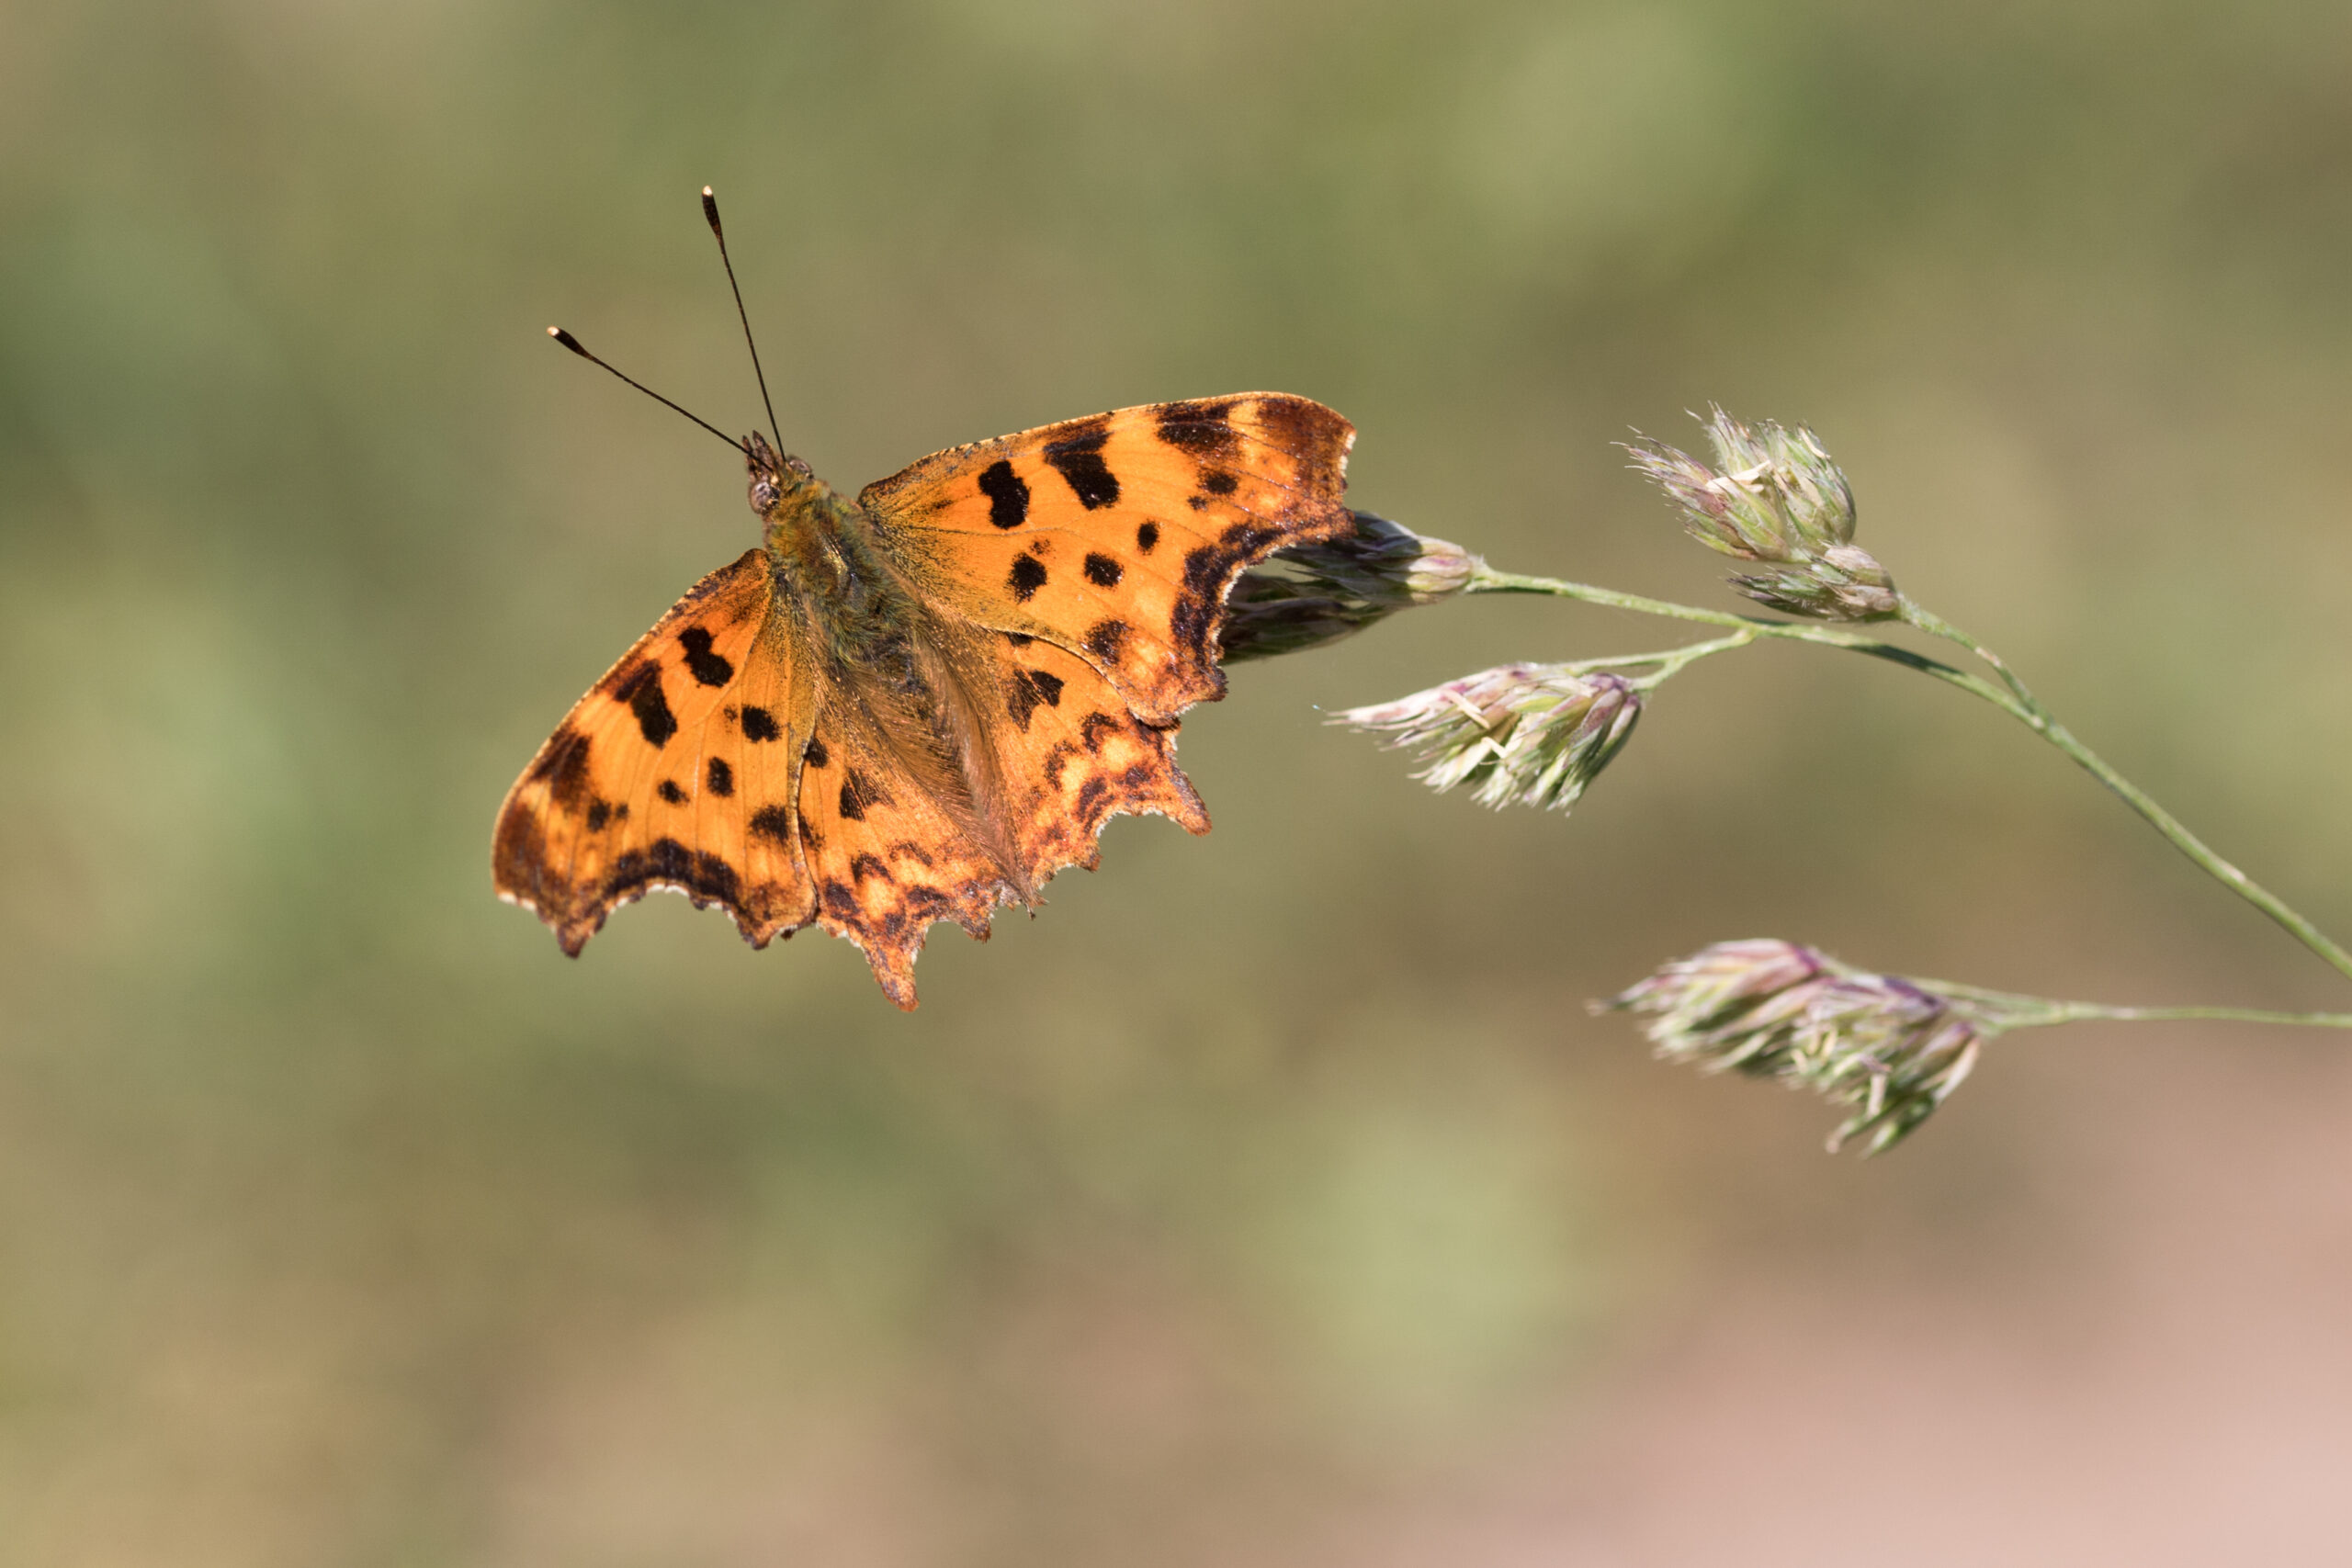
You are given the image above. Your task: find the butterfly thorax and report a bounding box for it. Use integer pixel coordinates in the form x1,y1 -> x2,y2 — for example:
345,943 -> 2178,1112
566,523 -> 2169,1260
745,435 -> 909,658
744,430 -> 989,843
744,427 -> 1039,912
745,432 -> 835,550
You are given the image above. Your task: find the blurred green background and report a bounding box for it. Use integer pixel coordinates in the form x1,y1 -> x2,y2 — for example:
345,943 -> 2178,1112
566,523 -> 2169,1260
7,0 -> 2352,1562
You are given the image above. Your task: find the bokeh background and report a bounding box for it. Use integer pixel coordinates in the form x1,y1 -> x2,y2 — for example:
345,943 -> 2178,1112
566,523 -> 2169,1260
7,0 -> 2352,1562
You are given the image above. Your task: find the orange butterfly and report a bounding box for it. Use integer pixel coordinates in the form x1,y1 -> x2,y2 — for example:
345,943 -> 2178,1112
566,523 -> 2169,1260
492,193 -> 1354,1008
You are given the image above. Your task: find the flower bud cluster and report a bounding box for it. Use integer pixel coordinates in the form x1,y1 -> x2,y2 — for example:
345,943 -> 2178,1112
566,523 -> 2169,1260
1604,939 -> 1986,1154
1333,663 -> 1640,814
1627,410 -> 1900,622
1218,512 -> 1478,663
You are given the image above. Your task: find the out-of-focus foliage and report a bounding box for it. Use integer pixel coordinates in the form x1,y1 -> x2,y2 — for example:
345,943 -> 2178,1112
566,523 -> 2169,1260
6,0 -> 2352,1561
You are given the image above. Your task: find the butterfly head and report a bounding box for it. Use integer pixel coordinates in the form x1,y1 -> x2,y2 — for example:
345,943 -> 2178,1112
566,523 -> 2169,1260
744,430 -> 818,519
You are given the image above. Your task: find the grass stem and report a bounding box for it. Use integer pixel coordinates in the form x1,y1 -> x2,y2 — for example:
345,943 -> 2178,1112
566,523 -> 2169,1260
1464,562 -> 2352,991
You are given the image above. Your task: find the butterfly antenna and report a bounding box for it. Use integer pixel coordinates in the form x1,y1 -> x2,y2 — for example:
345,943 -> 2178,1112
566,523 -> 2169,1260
700,186 -> 784,455
546,326 -> 745,454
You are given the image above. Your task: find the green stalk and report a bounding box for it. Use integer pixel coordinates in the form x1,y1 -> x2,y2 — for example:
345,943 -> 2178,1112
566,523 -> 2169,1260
1896,598 -> 2352,988
1912,974 -> 2352,1031
1561,629 -> 1755,684
1465,562 -> 2352,991
1466,565 -> 2041,724
2048,1004 -> 2352,1026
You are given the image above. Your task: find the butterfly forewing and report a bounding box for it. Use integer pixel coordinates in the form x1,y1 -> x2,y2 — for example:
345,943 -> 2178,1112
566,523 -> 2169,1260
859,393 -> 1356,724
492,548 -> 815,953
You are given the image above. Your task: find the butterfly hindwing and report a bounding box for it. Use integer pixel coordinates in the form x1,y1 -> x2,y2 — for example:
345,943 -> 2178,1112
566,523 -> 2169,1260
492,548 -> 815,953
770,615 -> 1218,1009
788,699 -> 1014,1010
981,630 -> 1210,882
859,394 -> 1356,723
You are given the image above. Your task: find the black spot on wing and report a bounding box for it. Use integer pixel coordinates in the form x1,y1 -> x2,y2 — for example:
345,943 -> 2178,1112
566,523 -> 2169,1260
678,626 -> 734,687
741,705 -> 781,743
1007,667 -> 1066,730
707,757 -> 736,796
1080,712 -> 1121,752
1043,424 -> 1120,509
1085,620 -> 1128,663
1009,554 -> 1048,603
978,459 -> 1030,527
851,852 -> 892,884
612,662 -> 678,747
1083,553 -> 1123,588
530,725 -> 594,812
658,778 -> 687,805
839,772 -> 874,821
803,736 -> 829,768
1136,522 -> 1159,554
602,836 -> 740,908
1169,520 -> 1286,670
1155,400 -> 1238,454
586,800 -> 613,831
750,804 -> 794,843
1201,469 -> 1238,496
1183,543 -> 1233,595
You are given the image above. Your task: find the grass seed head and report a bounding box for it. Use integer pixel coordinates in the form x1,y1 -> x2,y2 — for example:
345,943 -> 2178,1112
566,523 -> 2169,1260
1334,663 -> 1642,814
1603,939 -> 1989,1154
1627,410 -> 1898,622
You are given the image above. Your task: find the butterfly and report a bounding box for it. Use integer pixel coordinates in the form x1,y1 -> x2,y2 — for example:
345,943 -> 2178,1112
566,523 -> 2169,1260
491,197 -> 1355,1009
